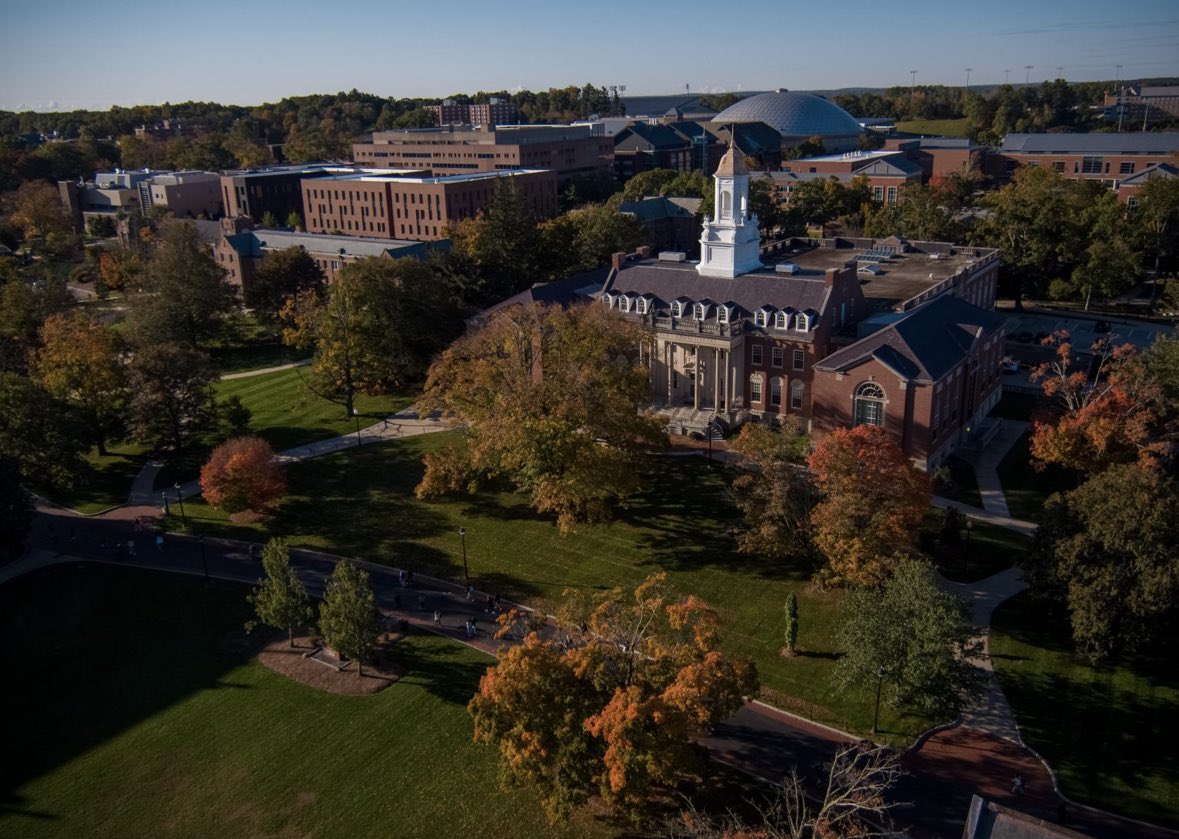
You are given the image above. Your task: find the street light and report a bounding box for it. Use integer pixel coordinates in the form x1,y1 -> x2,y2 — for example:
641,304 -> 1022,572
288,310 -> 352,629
174,482 -> 187,527
706,417 -> 714,467
964,67 -> 973,91
872,666 -> 886,735
161,490 -> 170,516
1024,65 -> 1034,86
458,527 -> 469,581
352,407 -> 363,446
964,519 -> 974,578
199,534 -> 209,583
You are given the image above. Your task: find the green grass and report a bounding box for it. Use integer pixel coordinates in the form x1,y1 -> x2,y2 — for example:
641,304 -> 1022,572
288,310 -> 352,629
167,433 -> 946,743
991,591 -> 1179,827
895,117 -> 972,137
205,311 -> 306,374
923,508 -> 1030,584
995,432 -> 1079,522
942,456 -> 983,509
155,367 -> 418,489
0,565 -> 615,839
31,441 -> 151,515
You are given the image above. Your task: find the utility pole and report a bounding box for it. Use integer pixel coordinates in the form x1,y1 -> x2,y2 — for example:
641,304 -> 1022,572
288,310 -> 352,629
1056,65 -> 1064,81
1004,68 -> 1011,85
909,70 -> 918,111
964,67 -> 973,91
1024,65 -> 1034,86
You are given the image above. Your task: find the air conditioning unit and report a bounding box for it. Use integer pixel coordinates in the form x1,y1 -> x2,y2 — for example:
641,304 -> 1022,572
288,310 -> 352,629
658,251 -> 687,262
775,262 -> 800,274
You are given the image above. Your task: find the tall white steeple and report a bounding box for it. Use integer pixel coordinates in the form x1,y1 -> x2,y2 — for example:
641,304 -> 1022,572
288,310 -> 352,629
696,142 -> 762,278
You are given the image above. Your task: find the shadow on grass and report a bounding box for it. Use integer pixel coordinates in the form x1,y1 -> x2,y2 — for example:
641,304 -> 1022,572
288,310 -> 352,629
392,629 -> 491,707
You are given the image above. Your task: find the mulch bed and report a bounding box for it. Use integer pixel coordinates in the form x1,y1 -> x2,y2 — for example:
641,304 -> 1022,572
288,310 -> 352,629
225,628 -> 404,696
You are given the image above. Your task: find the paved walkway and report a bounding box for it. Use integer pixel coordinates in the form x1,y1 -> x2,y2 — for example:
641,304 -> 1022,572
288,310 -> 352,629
956,419 -> 1030,519
219,360 -> 311,381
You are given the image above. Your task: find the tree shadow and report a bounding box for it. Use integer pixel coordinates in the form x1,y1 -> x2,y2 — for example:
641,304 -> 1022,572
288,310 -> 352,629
391,629 -> 491,707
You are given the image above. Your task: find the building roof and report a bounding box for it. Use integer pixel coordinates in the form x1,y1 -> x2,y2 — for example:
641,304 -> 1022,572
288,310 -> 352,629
223,229 -> 444,259
713,90 -> 863,138
618,197 -> 700,223
614,122 -> 692,153
815,293 -> 1004,382
1118,162 -> 1179,186
1137,85 -> 1179,97
477,267 -> 611,320
312,169 -> 548,186
621,94 -> 720,119
716,144 -> 748,176
1000,132 -> 1179,155
963,797 -> 1093,839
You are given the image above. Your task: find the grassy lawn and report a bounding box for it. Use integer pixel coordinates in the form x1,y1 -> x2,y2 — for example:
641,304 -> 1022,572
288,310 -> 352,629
991,591 -> 1179,828
155,367 -> 418,489
206,312 -> 307,374
995,432 -> 1079,522
942,456 -> 983,509
32,441 -> 151,515
0,565 -> 615,839
167,433 -> 951,743
895,117 -> 971,137
923,508 -> 1030,584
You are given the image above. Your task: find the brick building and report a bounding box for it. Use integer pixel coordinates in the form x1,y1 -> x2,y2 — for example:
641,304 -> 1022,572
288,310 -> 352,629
352,124 -> 613,186
1103,86 -> 1179,125
301,169 -> 557,241
996,133 -> 1179,186
1116,162 -> 1179,206
220,165 -> 345,224
773,151 -> 923,207
430,98 -> 518,127
618,196 -> 702,256
506,145 -> 1003,468
881,137 -> 987,181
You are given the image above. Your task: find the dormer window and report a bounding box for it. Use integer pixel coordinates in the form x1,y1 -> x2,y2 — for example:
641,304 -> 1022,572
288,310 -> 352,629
693,303 -> 708,321
619,295 -> 632,313
636,296 -> 650,315
718,305 -> 731,324
754,309 -> 769,328
672,300 -> 687,318
796,312 -> 812,331
773,311 -> 789,330
602,293 -> 615,309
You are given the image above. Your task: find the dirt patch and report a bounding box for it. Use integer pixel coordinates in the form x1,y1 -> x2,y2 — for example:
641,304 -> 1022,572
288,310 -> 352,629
229,628 -> 404,696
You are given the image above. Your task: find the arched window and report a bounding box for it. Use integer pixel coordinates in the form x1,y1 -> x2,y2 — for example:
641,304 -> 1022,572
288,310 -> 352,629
720,191 -> 732,219
619,295 -> 632,313
853,382 -> 886,427
750,374 -> 763,403
774,311 -> 789,330
754,309 -> 769,328
693,303 -> 708,321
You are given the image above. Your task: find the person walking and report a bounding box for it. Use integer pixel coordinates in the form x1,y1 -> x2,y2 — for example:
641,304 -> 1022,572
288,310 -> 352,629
466,583 -> 475,601
485,594 -> 494,613
155,534 -> 164,554
393,593 -> 402,611
398,569 -> 407,588
1011,773 -> 1025,795
407,569 -> 415,586
433,610 -> 441,626
127,540 -> 136,557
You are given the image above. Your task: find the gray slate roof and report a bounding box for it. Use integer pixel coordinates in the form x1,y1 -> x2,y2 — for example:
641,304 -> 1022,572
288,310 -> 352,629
1001,132 -> 1179,154
1118,162 -> 1179,185
614,122 -> 692,152
618,197 -> 699,223
816,293 -> 1004,382
224,229 -> 445,259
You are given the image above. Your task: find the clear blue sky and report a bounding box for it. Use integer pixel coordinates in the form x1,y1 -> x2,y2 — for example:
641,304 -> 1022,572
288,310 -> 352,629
3,0 -> 1177,111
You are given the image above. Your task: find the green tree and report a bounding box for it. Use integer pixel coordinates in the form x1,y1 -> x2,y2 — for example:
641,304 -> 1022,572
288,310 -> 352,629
260,210 -> 280,229
219,394 -> 252,436
318,560 -> 379,678
126,219 -> 231,347
1028,463 -> 1179,662
834,560 -> 984,719
538,203 -> 644,278
416,302 -> 667,532
32,310 -> 128,455
248,537 -> 312,647
728,420 -> 816,563
0,373 -> 86,489
783,592 -> 799,657
448,177 -> 542,304
245,245 -> 326,321
1130,174 -> 1179,279
284,210 -> 303,230
281,256 -> 460,416
0,459 -> 33,562
127,342 -> 218,450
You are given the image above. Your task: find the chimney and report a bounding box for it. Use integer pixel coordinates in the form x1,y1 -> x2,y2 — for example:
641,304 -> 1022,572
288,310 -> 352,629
636,245 -> 651,259
611,252 -> 626,271
825,267 -> 841,287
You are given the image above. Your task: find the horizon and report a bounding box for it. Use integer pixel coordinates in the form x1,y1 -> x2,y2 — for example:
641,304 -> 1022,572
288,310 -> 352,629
3,0 -> 1178,113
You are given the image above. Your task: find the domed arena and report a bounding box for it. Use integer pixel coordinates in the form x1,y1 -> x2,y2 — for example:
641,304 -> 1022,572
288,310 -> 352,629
713,89 -> 864,152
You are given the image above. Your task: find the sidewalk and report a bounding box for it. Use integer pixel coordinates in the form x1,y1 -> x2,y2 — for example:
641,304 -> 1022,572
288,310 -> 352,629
219,360 -> 311,381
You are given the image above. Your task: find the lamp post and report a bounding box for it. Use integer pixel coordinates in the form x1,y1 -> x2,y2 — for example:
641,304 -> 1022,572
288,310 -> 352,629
1024,65 -> 1033,86
872,666 -> 886,735
964,519 -> 974,578
161,490 -> 170,516
199,535 -> 209,583
707,417 -> 713,467
352,407 -> 362,446
458,527 -> 469,581
964,67 -> 972,92
174,483 -> 187,527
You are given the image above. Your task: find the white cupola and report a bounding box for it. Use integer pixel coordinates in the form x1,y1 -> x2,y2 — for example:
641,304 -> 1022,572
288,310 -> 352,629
696,142 -> 763,278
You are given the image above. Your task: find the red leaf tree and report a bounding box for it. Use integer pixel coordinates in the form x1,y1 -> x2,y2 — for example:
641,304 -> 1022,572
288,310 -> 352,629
200,436 -> 286,518
807,425 -> 931,586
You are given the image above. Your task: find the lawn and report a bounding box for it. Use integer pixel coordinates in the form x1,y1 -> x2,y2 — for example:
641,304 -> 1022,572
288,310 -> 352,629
995,431 -> 1079,522
168,433 -> 969,743
206,311 -> 308,374
991,591 -> 1179,828
154,367 -> 418,489
31,440 -> 151,515
942,456 -> 983,509
895,117 -> 972,137
0,565 -> 616,839
923,508 -> 1030,584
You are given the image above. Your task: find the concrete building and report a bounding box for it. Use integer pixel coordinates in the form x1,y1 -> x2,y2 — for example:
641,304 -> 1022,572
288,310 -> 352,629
996,133 -> 1179,187
58,168 -> 222,231
301,169 -> 557,241
711,90 -> 865,154
214,223 -> 449,293
142,171 -> 222,218
352,124 -> 613,186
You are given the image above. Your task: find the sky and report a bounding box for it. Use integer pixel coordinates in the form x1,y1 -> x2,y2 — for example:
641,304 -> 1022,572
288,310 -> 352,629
2,0 -> 1178,112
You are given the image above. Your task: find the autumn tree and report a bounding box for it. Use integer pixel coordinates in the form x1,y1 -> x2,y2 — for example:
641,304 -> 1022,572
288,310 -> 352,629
318,560 -> 379,678
668,743 -> 905,839
447,177 -> 542,304
538,203 -> 645,278
416,302 -> 667,532
248,537 -> 312,647
244,245 -> 326,321
834,560 -> 983,719
469,573 -> 758,822
728,419 -> 816,563
127,342 -> 218,450
281,256 -> 460,416
97,248 -> 142,294
8,181 -> 77,256
126,219 -> 231,347
1029,331 -> 1173,474
0,373 -> 86,488
32,310 -> 128,454
807,425 -> 931,586
200,436 -> 286,519
0,272 -> 74,373
1027,463 -> 1179,662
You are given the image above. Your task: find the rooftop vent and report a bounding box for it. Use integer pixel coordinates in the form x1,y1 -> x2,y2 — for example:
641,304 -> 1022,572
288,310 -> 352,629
658,251 -> 687,262
775,262 -> 800,274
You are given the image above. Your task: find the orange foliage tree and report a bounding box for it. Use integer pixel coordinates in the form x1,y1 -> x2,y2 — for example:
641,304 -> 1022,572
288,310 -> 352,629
1029,331 -> 1170,474
806,425 -> 931,586
199,436 -> 286,518
468,573 -> 758,822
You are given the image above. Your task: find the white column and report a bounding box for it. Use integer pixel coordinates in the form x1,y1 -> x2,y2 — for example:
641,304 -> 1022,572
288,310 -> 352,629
712,348 -> 720,410
722,349 -> 730,412
666,341 -> 673,404
693,347 -> 700,410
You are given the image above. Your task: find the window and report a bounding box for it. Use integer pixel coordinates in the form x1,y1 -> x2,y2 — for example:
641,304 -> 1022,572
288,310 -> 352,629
1127,196 -> 1138,213
619,296 -> 632,313
750,375 -> 762,403
717,305 -> 730,324
873,186 -> 884,201
790,380 -> 804,410
1081,156 -> 1103,175
636,297 -> 650,315
751,345 -> 763,366
672,300 -> 686,317
796,313 -> 810,331
887,186 -> 898,205
1120,162 -> 1135,175
772,347 -> 784,368
853,382 -> 886,427
774,311 -> 788,329
754,309 -> 768,328
602,294 -> 614,308
693,303 -> 707,321
770,377 -> 782,407
792,349 -> 805,370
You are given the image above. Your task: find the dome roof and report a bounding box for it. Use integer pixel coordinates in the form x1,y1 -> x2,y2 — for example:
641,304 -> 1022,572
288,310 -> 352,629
714,90 -> 862,138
